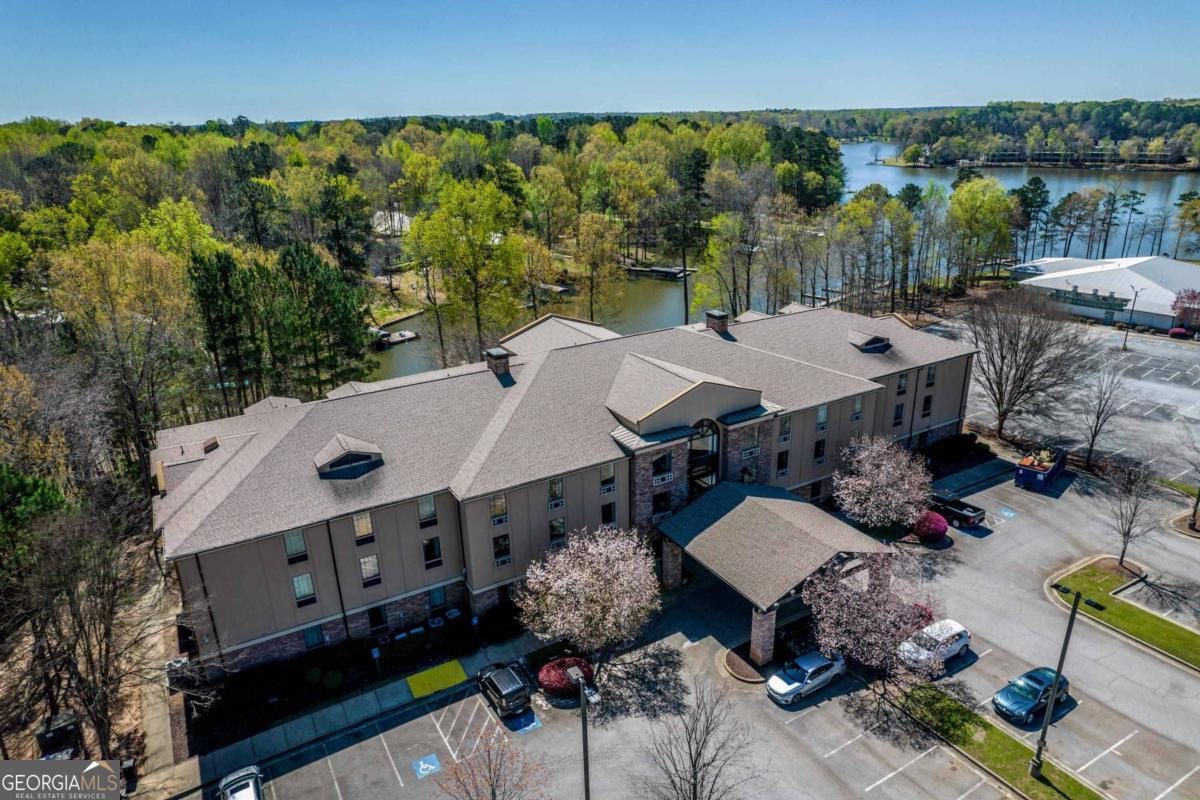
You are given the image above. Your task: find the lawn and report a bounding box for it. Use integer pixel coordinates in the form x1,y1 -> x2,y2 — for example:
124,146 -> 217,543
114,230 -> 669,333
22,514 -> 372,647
1055,562 -> 1200,670
1155,476 -> 1199,498
908,686 -> 1103,800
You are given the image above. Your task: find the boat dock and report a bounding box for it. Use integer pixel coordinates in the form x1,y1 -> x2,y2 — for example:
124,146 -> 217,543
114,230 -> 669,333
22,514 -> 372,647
624,265 -> 697,281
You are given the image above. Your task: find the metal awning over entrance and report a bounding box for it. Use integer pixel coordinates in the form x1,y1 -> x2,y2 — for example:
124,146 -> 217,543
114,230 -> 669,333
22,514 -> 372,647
658,483 -> 891,611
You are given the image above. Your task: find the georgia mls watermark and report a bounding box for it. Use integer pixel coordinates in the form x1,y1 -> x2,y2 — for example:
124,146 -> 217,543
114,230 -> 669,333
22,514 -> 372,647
0,760 -> 121,800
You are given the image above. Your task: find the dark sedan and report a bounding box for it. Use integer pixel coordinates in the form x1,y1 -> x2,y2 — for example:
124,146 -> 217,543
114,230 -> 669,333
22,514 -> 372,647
992,667 -> 1070,725
930,492 -> 985,528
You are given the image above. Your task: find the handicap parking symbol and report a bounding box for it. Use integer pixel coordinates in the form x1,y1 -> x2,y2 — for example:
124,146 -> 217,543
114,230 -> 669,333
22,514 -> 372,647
412,753 -> 441,779
999,507 -> 1016,518
511,710 -> 542,735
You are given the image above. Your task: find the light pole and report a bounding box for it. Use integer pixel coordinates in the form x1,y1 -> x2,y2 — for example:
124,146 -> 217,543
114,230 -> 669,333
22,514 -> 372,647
566,665 -> 591,800
1122,284 -> 1144,351
1030,591 -> 1081,779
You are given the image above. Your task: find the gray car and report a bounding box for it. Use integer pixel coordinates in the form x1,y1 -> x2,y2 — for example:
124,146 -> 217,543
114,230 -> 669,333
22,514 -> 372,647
766,651 -> 846,704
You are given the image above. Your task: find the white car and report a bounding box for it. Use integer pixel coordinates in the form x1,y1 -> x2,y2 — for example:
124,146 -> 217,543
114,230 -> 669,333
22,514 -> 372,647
766,650 -> 846,704
898,619 -> 971,672
217,766 -> 264,800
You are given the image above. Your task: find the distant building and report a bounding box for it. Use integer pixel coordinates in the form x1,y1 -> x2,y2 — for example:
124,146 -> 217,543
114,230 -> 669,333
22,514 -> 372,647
371,210 -> 412,238
1017,255 -> 1200,330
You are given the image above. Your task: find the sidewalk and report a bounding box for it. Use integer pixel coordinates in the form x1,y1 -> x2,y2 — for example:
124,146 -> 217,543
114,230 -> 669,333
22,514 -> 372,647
933,456 -> 1017,496
135,631 -> 541,799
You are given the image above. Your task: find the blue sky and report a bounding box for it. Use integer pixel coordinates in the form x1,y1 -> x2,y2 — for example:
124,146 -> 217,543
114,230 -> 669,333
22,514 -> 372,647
2,0 -> 1197,124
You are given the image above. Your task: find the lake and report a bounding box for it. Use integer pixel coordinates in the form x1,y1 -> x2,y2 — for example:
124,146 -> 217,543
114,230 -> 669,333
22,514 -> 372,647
373,142 -> 1199,380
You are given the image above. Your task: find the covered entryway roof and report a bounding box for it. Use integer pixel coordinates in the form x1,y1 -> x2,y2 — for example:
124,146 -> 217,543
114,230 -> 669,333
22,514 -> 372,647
658,482 -> 891,611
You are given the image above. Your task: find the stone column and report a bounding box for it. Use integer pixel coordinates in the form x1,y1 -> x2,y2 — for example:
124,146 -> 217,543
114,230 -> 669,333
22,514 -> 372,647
748,606 -> 777,666
662,540 -> 683,591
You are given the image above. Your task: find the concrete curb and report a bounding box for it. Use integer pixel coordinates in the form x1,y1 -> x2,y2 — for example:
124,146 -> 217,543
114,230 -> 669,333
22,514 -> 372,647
717,646 -> 767,684
1044,555 -> 1200,677
1167,511 -> 1200,540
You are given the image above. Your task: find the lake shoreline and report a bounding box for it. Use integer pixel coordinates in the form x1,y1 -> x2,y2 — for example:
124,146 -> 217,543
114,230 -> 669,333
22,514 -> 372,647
877,157 -> 1199,174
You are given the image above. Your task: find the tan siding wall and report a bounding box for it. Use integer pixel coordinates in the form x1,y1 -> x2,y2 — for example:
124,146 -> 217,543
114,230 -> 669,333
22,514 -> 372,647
638,383 -> 761,433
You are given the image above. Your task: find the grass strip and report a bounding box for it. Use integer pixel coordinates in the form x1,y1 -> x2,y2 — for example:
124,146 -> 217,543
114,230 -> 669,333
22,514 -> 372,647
1155,477 -> 1199,498
907,685 -> 1104,800
1056,563 -> 1200,670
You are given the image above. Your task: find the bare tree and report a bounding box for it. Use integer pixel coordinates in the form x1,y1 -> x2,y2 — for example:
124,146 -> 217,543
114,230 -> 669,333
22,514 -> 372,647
1102,462 -> 1158,569
833,435 -> 932,529
1076,361 -> 1126,467
965,291 -> 1089,439
639,678 -> 759,800
435,730 -> 548,800
1179,423 -> 1200,528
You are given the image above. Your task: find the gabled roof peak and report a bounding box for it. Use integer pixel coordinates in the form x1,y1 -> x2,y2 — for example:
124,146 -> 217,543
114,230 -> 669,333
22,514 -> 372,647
314,433 -> 383,474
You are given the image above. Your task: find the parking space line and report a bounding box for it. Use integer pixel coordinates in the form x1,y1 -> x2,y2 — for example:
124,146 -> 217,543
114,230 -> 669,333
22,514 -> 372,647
455,698 -> 482,752
1078,730 -> 1137,772
1143,368 -> 1156,378
375,723 -> 405,788
1172,467 -> 1193,480
433,703 -> 463,761
864,745 -> 937,792
824,722 -> 880,757
1115,399 -> 1137,411
267,779 -> 278,800
954,779 -> 985,800
1143,403 -> 1164,416
1154,765 -> 1200,800
975,648 -> 993,659
325,757 -> 344,800
784,706 -> 818,724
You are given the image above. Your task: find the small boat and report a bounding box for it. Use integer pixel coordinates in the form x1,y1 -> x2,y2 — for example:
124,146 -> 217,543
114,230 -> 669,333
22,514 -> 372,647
369,326 -> 420,349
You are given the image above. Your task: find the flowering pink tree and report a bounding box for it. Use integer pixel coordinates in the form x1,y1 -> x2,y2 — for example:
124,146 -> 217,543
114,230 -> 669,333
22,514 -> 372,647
833,435 -> 932,529
1172,289 -> 1200,329
516,527 -> 661,660
801,551 -> 942,693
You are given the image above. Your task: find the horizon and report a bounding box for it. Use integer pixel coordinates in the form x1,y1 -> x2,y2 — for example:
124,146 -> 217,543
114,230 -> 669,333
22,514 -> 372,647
3,0 -> 1198,125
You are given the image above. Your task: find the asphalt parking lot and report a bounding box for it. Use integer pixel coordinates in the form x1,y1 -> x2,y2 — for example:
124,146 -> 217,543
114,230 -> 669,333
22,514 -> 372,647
925,320 -> 1200,482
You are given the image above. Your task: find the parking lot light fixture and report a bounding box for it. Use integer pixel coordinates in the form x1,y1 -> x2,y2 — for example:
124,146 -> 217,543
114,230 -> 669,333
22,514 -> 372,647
1122,285 -> 1144,351
1030,591 -> 1081,780
566,665 -> 591,800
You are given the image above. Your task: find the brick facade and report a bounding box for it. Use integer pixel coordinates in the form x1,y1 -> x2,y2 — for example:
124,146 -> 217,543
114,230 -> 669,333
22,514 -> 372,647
469,587 -> 501,616
749,606 -> 776,665
630,440 -> 690,529
720,420 -> 774,485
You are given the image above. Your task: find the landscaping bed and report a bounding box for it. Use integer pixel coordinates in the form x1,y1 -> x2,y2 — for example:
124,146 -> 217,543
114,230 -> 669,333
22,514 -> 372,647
1054,560 -> 1200,670
908,685 -> 1104,800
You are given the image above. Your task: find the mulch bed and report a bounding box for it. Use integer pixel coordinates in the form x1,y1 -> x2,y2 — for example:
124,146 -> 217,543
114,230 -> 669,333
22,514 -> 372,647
723,645 -> 765,683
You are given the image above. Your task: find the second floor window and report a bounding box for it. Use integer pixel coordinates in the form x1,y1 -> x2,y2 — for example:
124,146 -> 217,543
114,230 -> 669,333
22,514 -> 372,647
778,414 -> 792,443
423,536 -> 442,569
652,451 -> 672,477
283,529 -> 307,563
548,477 -> 564,509
922,395 -> 933,418
359,554 -> 380,586
851,395 -> 863,422
418,494 -> 438,529
816,404 -> 828,432
926,364 -> 937,387
490,493 -> 508,525
813,439 -> 826,464
897,373 -> 909,396
292,573 -> 315,606
600,462 -> 616,493
493,534 -> 512,566
353,512 -> 374,544
893,402 -> 905,426
549,517 -> 566,548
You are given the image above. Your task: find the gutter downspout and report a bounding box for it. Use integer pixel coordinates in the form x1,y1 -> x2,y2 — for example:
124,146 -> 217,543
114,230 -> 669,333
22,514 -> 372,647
453,495 -> 470,600
957,355 -> 974,434
325,522 -> 350,639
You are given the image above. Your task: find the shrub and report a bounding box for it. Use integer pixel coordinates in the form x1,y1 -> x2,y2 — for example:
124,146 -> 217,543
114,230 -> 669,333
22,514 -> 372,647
1170,327 -> 1190,339
913,510 -> 948,544
538,656 -> 594,697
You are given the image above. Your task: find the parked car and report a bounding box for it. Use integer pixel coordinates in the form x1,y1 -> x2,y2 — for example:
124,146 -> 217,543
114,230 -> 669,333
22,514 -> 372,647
992,667 -> 1070,725
477,661 -> 532,717
217,766 -> 264,800
929,492 -> 985,528
898,619 -> 971,672
766,650 -> 846,704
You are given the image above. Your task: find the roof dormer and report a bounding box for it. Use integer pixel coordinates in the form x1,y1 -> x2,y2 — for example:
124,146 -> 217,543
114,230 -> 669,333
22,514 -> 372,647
847,328 -> 892,353
314,434 -> 383,480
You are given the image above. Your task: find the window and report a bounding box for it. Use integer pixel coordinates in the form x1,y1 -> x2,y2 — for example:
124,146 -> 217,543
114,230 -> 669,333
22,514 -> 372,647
813,439 -> 826,465
493,534 -> 512,566
417,494 -> 438,529
601,501 -> 616,527
283,529 -> 307,564
810,480 -> 823,500
549,517 -> 566,548
776,449 -> 790,478
547,477 -> 565,510
600,462 -> 616,494
652,452 -> 672,477
353,512 -> 374,545
359,554 -> 381,587
303,625 -> 324,649
430,586 -> 446,609
816,404 -> 828,432
489,493 -> 508,526
652,491 -> 672,517
687,420 -> 721,497
893,402 -> 905,427
897,373 -> 909,396
422,536 -> 443,569
292,573 -> 315,606
367,605 -> 387,631
778,414 -> 792,443
922,395 -> 933,418
851,396 -> 863,422
926,364 -> 937,387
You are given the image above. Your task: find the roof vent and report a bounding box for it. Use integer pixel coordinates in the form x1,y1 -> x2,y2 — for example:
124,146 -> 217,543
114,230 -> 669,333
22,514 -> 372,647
202,436 -> 219,454
315,434 -> 383,480
485,347 -> 511,377
847,328 -> 892,353
705,309 -> 729,335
